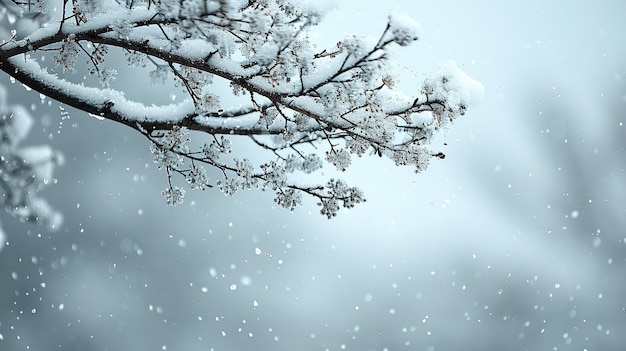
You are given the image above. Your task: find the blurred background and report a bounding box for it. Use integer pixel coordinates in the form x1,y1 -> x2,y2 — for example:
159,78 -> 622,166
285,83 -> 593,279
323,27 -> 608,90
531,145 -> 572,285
1,0 -> 624,350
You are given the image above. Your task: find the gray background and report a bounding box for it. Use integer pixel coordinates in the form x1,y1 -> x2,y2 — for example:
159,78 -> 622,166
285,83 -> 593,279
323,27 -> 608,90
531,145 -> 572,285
1,1 -> 625,350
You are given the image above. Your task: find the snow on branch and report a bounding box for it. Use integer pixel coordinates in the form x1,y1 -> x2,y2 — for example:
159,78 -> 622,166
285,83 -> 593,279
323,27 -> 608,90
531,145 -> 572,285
0,0 -> 483,218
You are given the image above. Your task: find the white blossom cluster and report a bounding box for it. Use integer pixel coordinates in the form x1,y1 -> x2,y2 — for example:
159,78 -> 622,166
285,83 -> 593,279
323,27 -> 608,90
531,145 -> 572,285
202,136 -> 232,160
0,0 -> 483,217
148,126 -> 365,215
52,34 -> 80,72
283,153 -> 323,174
390,144 -> 432,173
150,126 -> 205,205
420,61 -> 485,131
326,149 -> 352,172
387,12 -> 422,46
318,179 -> 365,218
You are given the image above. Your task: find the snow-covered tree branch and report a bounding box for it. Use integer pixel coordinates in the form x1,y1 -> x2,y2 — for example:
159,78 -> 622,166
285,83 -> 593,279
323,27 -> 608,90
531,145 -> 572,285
0,0 -> 483,219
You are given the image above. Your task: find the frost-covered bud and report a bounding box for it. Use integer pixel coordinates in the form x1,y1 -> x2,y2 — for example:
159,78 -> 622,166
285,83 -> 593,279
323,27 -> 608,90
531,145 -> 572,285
52,34 -> 79,72
388,12 -> 421,46
341,36 -> 365,56
318,198 -> 340,218
125,51 -> 148,68
230,82 -> 244,96
392,145 -> 431,173
293,112 -> 315,131
281,128 -> 297,143
413,149 -> 431,173
342,186 -> 364,209
202,142 -> 221,160
217,178 -> 239,196
151,144 -> 183,169
179,67 -> 213,94
260,107 -> 279,128
162,126 -> 191,153
247,9 -> 271,34
327,179 -> 347,199
197,92 -> 221,114
234,158 -> 258,190
162,186 -> 186,206
203,136 -> 232,160
274,188 -> 302,211
260,161 -> 287,190
186,164 -> 209,190
283,154 -> 300,173
249,41 -> 279,67
234,158 -> 254,177
421,61 -> 484,128
220,136 -> 233,153
98,68 -> 117,88
381,75 -> 397,89
300,154 -> 322,174
346,137 -> 369,157
326,149 -> 351,172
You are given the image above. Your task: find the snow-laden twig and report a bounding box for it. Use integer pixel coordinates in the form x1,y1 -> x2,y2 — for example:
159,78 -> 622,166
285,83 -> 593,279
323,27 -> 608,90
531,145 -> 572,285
0,0 -> 483,217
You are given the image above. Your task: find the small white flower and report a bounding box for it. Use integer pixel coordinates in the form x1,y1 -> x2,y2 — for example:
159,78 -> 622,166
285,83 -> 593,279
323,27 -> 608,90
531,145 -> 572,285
162,186 -> 185,206
326,149 -> 351,172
